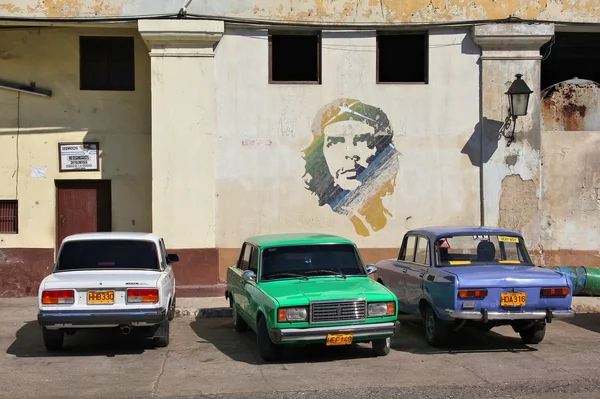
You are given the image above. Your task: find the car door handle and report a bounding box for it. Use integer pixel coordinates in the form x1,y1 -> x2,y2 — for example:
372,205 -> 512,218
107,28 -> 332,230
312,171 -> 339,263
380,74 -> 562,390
402,269 -> 407,273
419,272 -> 425,278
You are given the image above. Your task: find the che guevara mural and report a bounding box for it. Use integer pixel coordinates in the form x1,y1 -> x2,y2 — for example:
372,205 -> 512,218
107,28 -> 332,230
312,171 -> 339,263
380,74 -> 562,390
302,98 -> 400,237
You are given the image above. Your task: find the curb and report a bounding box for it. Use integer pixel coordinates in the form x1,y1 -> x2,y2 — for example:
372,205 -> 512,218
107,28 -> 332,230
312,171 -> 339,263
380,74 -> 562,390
174,300 -> 600,319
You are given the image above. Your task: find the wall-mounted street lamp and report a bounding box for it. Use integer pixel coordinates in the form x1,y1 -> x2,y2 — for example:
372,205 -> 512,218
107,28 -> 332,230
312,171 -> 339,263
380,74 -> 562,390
501,74 -> 533,146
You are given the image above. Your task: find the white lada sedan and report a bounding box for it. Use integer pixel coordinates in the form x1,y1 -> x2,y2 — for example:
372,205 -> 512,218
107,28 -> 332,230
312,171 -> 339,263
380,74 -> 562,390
37,232 -> 178,350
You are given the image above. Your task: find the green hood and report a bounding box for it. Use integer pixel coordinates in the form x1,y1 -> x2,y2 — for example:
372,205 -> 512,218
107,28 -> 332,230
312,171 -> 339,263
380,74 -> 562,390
259,277 -> 394,307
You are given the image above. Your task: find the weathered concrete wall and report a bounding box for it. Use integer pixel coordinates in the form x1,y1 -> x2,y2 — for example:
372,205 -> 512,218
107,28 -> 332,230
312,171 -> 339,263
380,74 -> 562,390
0,26 -> 152,295
214,27 -> 481,275
540,79 -> 600,267
3,0 -> 600,23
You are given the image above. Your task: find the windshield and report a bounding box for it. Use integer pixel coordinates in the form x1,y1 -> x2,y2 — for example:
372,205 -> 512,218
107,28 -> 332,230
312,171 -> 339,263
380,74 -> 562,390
260,244 -> 364,281
435,234 -> 533,266
56,239 -> 160,271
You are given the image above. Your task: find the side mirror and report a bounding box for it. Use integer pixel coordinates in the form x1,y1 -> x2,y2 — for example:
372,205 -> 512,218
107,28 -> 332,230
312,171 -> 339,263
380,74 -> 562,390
365,264 -> 377,275
166,254 -> 179,264
242,270 -> 256,281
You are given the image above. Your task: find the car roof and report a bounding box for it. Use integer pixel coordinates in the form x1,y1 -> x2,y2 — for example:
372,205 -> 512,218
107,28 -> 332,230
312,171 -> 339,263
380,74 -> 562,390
406,225 -> 524,241
61,232 -> 161,244
245,233 -> 355,248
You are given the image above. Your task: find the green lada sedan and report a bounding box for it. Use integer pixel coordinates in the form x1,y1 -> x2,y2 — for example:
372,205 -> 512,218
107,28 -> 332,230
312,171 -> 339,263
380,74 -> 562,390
225,233 -> 399,361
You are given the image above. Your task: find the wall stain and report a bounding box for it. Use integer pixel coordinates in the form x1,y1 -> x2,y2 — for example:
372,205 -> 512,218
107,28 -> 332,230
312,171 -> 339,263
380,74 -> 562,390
498,174 -> 537,233
541,79 -> 600,131
3,0 -> 600,23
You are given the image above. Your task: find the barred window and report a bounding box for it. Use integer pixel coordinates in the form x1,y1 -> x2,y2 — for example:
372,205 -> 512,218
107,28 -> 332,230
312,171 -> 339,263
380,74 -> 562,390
0,200 -> 18,233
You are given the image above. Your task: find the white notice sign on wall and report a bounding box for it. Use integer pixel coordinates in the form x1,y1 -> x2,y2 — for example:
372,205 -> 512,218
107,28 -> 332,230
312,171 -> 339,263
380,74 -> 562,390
59,142 -> 99,171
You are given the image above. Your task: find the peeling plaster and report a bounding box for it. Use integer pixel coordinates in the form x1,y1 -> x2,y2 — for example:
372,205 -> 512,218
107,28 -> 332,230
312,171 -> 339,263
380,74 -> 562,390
3,0 -> 600,22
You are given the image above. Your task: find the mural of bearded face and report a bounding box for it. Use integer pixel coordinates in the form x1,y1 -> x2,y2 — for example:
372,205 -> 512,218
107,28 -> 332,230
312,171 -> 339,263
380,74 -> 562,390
302,98 -> 400,237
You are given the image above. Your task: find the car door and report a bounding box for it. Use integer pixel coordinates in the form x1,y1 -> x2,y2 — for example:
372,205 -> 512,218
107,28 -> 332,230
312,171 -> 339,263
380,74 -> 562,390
159,238 -> 175,295
388,235 -> 417,312
231,243 -> 252,317
404,235 -> 430,314
242,245 -> 260,317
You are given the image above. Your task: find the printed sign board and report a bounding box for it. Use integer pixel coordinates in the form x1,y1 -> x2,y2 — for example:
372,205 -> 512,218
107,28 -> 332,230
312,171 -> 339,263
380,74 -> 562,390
58,142 -> 99,172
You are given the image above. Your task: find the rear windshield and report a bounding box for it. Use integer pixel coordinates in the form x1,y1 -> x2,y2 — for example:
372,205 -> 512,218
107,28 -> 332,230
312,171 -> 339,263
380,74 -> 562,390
435,234 -> 533,266
261,244 -> 365,280
56,239 -> 160,271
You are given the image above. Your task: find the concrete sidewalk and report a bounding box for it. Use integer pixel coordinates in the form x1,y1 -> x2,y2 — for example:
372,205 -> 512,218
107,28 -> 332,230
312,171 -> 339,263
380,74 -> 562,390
2,296 -> 599,319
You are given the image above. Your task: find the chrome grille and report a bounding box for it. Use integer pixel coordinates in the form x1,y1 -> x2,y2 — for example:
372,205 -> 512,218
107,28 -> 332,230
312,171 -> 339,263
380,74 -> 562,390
310,299 -> 366,323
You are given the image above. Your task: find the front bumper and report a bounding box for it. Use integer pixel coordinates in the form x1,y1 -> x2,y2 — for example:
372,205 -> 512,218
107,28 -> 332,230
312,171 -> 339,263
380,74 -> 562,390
38,308 -> 167,328
271,321 -> 399,343
445,308 -> 576,322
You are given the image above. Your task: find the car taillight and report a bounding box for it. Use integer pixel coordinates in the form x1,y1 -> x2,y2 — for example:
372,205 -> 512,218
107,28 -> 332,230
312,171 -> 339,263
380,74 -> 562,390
42,289 -> 75,304
127,288 -> 159,303
541,287 -> 570,297
458,289 -> 488,299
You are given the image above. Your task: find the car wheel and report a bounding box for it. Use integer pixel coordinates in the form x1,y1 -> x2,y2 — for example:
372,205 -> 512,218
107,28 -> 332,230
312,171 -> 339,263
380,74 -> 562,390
231,299 -> 248,332
372,337 -> 391,356
168,296 -> 176,321
423,305 -> 450,347
42,327 -> 64,351
153,319 -> 170,348
519,322 -> 546,344
256,316 -> 281,362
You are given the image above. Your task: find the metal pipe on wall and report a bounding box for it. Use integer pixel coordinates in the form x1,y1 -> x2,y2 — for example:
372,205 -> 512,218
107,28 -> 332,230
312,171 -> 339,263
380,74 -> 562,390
544,266 -> 600,296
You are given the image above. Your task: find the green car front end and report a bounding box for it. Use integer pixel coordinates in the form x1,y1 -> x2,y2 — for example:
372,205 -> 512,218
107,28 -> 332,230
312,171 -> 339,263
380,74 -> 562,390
225,233 -> 399,360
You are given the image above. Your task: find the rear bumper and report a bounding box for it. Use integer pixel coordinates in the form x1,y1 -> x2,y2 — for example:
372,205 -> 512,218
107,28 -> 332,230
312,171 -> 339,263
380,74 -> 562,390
271,321 -> 399,343
444,308 -> 576,322
38,308 -> 167,328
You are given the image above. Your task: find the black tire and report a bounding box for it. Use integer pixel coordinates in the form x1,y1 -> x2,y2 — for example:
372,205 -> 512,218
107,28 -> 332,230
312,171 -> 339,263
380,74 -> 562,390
372,337 -> 391,356
231,298 -> 248,332
256,316 -> 280,361
42,327 -> 64,351
519,322 -> 546,344
422,305 -> 450,347
168,296 -> 176,321
153,319 -> 170,348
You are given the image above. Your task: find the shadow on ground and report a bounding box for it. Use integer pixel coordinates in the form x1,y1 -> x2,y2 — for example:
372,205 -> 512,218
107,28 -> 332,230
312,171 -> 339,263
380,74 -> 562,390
393,321 -> 538,355
6,321 -> 157,358
190,316 -> 537,364
562,313 -> 600,334
190,317 -> 380,365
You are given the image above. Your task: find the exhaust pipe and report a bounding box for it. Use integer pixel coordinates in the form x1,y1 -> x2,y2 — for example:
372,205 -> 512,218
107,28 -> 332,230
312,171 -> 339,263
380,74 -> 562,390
120,325 -> 132,335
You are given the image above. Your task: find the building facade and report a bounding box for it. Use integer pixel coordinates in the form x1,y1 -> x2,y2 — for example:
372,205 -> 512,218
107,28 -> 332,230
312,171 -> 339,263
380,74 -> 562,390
1,1 -> 600,297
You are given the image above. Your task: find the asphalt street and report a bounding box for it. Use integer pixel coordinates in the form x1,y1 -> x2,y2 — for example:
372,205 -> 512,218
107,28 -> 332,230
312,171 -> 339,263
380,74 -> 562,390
1,299 -> 600,399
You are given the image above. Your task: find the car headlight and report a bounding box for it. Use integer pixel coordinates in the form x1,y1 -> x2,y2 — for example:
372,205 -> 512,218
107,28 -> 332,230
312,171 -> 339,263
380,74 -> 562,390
368,302 -> 395,317
277,307 -> 308,322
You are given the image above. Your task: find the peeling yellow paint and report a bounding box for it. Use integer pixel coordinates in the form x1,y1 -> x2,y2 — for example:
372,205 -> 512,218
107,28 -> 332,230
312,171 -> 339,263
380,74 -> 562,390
2,0 -> 600,23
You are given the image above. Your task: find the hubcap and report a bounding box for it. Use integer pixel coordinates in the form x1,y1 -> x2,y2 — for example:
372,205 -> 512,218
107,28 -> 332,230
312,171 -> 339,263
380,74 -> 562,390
426,313 -> 435,339
385,337 -> 391,347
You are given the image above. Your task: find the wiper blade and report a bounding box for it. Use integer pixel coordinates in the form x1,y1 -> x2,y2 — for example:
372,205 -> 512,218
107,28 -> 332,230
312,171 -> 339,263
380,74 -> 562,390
305,270 -> 347,279
263,273 -> 309,280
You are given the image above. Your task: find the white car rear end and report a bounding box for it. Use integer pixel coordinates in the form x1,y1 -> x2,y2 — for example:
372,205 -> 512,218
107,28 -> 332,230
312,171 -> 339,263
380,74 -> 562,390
37,232 -> 177,351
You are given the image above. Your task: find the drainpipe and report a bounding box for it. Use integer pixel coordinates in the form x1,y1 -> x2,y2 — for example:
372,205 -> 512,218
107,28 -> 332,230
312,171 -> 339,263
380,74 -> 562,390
478,54 -> 485,227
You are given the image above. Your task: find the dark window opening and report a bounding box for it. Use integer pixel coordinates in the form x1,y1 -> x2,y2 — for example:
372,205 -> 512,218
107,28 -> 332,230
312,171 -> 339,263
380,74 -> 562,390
56,240 -> 160,271
0,200 -> 18,233
540,32 -> 600,91
269,32 -> 321,83
80,36 -> 135,91
377,32 -> 428,83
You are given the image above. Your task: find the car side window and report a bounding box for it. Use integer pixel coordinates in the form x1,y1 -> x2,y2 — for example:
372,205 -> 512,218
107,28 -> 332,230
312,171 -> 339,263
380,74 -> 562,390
415,237 -> 430,266
400,236 -> 417,262
249,246 -> 258,274
238,244 -> 251,271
